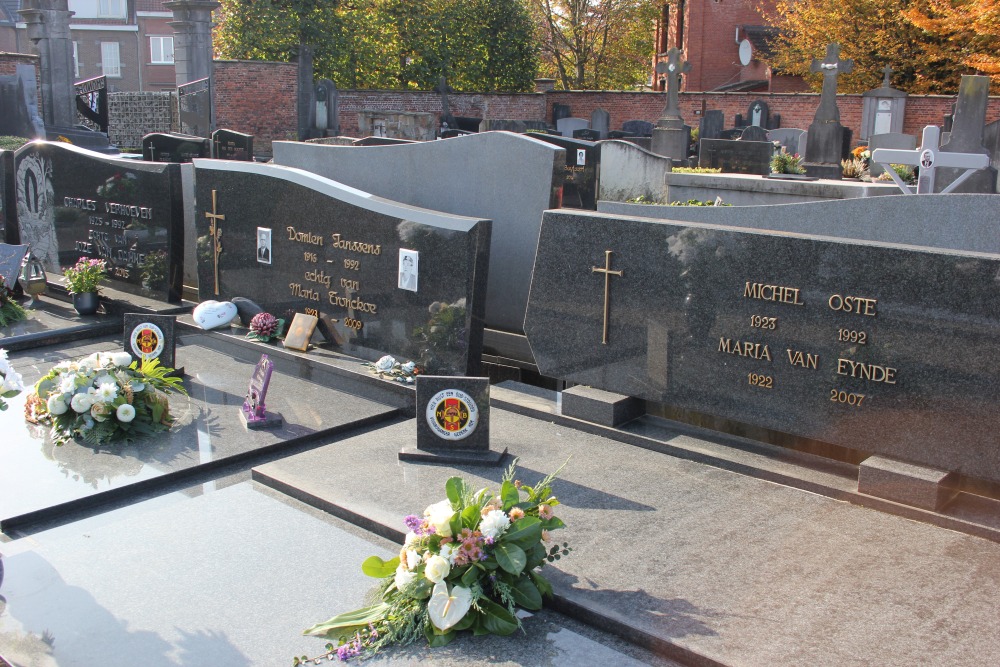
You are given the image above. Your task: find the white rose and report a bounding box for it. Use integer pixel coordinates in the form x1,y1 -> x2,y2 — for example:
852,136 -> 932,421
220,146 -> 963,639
423,499 -> 455,537
47,394 -> 69,415
90,402 -> 111,422
70,392 -> 93,413
479,509 -> 511,540
394,565 -> 417,591
116,403 -> 136,422
424,555 -> 451,584
111,352 -> 133,367
373,355 -> 396,371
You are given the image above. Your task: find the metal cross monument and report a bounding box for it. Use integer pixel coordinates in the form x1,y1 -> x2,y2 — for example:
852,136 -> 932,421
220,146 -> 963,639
810,44 -> 853,122
871,125 -> 989,194
656,48 -> 691,121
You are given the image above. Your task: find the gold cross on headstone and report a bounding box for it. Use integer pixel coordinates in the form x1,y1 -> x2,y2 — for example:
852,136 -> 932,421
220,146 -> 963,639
591,249 -> 623,345
205,189 -> 225,296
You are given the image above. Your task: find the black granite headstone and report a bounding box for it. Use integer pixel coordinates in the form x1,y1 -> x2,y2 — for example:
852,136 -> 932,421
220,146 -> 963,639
399,375 -> 505,465
739,125 -> 769,142
123,313 -> 177,369
193,160 -> 491,375
718,129 -> 744,140
177,77 -> 212,138
352,137 -> 415,146
590,108 -> 611,139
552,103 -> 571,125
527,132 -> 600,210
1,150 -> 15,244
212,129 -> 254,161
746,100 -> 769,128
699,110 -> 724,140
524,208 -> 1000,485
478,119 -> 550,133
699,138 -> 772,175
573,128 -> 601,141
142,133 -> 211,163
13,141 -> 184,302
74,76 -> 109,134
0,244 -> 28,290
622,120 -> 654,137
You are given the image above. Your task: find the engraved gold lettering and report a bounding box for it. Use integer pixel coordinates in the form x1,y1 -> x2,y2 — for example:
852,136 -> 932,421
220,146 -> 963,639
829,293 -> 877,316
836,358 -> 897,384
289,282 -> 321,301
304,269 -> 332,288
719,337 -> 772,361
286,226 -> 324,246
64,197 -> 97,210
327,291 -> 378,314
744,282 -> 803,305
786,349 -> 819,369
330,234 -> 381,255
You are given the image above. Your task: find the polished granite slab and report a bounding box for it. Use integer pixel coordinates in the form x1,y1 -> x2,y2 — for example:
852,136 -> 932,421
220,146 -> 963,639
0,482 -> 678,666
254,409 -> 1000,667
0,298 -> 120,351
0,334 -> 399,530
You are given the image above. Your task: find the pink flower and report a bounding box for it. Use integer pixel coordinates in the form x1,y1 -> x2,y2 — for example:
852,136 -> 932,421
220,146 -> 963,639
509,507 -> 525,521
538,504 -> 554,520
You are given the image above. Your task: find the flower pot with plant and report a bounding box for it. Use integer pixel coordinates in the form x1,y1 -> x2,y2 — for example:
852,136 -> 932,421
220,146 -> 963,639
63,258 -> 108,315
770,149 -> 807,175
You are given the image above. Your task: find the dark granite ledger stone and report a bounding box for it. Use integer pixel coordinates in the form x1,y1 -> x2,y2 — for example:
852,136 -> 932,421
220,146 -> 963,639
193,160 -> 491,375
698,138 -> 772,175
524,209 -> 1000,484
13,142 -> 184,302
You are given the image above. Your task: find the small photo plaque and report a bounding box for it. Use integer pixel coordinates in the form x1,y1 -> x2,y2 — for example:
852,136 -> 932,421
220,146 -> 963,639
283,312 -> 319,352
398,248 -> 418,292
256,227 -> 272,265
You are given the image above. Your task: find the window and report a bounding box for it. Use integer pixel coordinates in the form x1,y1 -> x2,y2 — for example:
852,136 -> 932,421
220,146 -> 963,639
73,41 -> 80,78
101,41 -> 121,78
150,36 -> 174,64
98,0 -> 125,18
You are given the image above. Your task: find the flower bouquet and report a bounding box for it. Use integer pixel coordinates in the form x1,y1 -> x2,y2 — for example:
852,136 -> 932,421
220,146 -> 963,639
62,257 -> 107,295
299,461 -> 570,663
363,355 -> 420,384
0,286 -> 28,328
770,149 -> 807,175
25,351 -> 188,446
0,349 -> 25,411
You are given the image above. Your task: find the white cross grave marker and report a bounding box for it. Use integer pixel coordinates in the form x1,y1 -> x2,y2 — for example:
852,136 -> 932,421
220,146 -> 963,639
871,125 -> 989,194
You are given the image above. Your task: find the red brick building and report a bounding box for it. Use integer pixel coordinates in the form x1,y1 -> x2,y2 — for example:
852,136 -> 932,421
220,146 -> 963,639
653,0 -> 807,93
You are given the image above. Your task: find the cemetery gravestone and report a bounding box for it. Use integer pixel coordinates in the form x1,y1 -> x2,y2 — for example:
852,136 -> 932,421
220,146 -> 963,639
590,109 -> 611,139
123,313 -> 178,369
621,120 -> 654,137
314,79 -> 340,137
935,75 -> 997,193
698,110 -> 724,141
739,125 -> 769,142
178,77 -> 212,138
193,159 -> 491,375
212,129 -> 254,161
699,138 -> 772,175
651,48 -> 692,161
434,76 -> 457,132
803,44 -> 853,179
746,101 -> 769,128
872,125 -> 988,194
867,132 -> 917,177
0,244 -> 29,290
861,66 -> 907,140
142,133 -> 211,163
528,132 -> 600,210
13,141 -> 184,302
0,64 -> 45,139
768,129 -> 807,157
74,75 -> 109,135
1,150 -> 14,244
557,117 -> 590,138
552,103 -> 571,125
478,119 -> 550,133
573,129 -> 601,141
524,208 -> 1000,485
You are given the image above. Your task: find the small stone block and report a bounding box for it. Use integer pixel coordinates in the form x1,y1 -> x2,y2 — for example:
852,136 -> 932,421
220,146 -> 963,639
404,375 -> 506,465
238,407 -> 283,430
858,456 -> 959,511
561,385 -> 644,427
398,446 -> 508,467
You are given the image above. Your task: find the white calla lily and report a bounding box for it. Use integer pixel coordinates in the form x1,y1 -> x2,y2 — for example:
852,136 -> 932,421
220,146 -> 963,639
427,582 -> 472,632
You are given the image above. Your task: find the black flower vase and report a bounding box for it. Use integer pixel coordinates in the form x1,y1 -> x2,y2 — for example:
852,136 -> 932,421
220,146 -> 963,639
73,292 -> 100,316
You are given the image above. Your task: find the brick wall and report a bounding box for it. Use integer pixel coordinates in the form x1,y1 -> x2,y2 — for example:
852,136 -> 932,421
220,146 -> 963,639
212,60 -> 297,155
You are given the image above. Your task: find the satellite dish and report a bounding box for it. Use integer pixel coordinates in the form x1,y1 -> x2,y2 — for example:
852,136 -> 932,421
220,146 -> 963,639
739,39 -> 753,66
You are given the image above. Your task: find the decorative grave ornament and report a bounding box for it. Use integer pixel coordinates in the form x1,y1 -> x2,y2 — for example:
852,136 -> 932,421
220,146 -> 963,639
400,376 -> 505,465
192,300 -> 237,329
123,313 -> 178,370
18,250 -> 46,305
239,354 -> 282,430
655,47 -> 691,124
283,312 -> 319,352
872,125 -> 989,194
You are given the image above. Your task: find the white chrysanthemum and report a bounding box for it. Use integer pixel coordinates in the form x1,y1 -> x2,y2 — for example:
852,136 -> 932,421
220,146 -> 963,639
0,356 -> 9,375
116,403 -> 136,422
404,531 -> 418,547
401,361 -> 416,374
94,381 -> 118,403
479,509 -> 511,540
70,392 -> 93,413
58,374 -> 77,394
394,565 -> 417,591
111,352 -> 132,367
439,543 -> 458,565
1,371 -> 23,392
47,394 -> 70,415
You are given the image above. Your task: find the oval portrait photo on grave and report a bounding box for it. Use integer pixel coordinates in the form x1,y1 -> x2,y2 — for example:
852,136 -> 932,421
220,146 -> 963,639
425,388 -> 478,441
130,322 -> 165,360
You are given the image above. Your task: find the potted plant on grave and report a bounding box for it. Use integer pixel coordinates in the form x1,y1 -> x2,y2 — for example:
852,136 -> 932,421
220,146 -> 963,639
770,149 -> 807,176
62,257 -> 107,315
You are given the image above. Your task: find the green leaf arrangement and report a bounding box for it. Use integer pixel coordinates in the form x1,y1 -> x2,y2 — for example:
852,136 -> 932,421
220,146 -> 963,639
0,287 -> 29,328
26,351 -> 188,446
299,459 -> 571,663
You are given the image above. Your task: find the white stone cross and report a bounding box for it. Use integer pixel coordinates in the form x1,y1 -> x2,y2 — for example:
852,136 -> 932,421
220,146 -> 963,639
871,125 -> 989,194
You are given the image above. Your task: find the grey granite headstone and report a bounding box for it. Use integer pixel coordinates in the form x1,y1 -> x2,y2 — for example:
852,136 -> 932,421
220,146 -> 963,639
524,208 -> 1000,484
400,375 -> 505,465
271,132 -> 562,335
746,100 -> 769,128
123,313 -> 178,369
804,44 -> 853,178
622,120 -> 654,137
867,132 -> 917,177
699,110 -> 724,140
0,64 -> 45,139
739,125 -> 769,142
557,117 -> 590,137
561,385 -> 643,427
698,138 -> 772,175
13,141 -> 184,302
935,75 -> 997,193
193,159 -> 491,375
768,128 -> 807,157
0,243 -> 28,290
590,109 -> 611,139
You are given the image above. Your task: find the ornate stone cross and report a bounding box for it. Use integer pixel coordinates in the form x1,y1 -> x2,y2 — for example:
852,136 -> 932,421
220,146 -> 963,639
434,76 -> 456,129
881,64 -> 893,88
204,189 -> 225,295
871,125 -> 989,194
810,44 -> 853,122
591,250 -> 623,345
656,48 -> 691,122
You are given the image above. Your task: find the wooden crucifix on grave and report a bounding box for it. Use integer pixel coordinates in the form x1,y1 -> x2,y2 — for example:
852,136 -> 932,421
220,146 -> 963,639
871,125 -> 989,194
656,48 -> 691,122
204,189 -> 225,295
810,44 -> 853,123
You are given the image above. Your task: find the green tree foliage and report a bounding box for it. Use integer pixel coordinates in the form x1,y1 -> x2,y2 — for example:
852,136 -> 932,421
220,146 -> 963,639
527,0 -> 658,90
215,0 -> 539,91
761,0 -> 970,94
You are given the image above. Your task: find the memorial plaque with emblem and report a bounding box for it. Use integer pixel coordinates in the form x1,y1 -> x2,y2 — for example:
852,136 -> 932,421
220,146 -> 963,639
123,313 -> 178,370
400,375 -> 505,465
